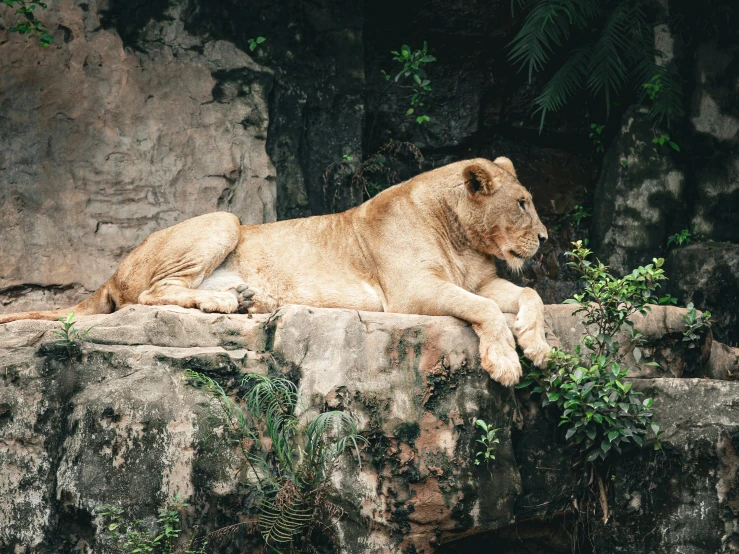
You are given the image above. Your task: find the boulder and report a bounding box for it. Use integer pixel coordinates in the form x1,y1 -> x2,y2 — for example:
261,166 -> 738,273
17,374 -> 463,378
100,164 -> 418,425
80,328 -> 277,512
1,304 -> 736,553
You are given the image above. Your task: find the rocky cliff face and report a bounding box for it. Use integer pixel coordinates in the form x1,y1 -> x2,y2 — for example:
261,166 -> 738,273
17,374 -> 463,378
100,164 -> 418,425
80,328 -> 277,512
1,305 -> 736,553
0,0 -> 276,313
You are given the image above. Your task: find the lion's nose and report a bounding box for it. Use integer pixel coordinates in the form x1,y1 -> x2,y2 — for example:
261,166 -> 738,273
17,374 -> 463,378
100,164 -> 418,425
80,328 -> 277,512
538,234 -> 547,247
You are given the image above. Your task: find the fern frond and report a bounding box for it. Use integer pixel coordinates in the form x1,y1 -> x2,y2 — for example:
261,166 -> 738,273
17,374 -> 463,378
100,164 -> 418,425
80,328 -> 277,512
508,0 -> 601,82
242,374 -> 301,471
532,46 -> 591,130
259,487 -> 314,546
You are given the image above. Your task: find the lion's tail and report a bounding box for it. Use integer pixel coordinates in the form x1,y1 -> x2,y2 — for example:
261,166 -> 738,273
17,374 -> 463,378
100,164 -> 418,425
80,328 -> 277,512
0,279 -> 116,325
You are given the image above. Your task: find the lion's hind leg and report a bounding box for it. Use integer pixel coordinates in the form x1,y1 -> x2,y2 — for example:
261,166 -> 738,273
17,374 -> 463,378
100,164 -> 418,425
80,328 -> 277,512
139,280 -> 255,314
126,212 -> 254,314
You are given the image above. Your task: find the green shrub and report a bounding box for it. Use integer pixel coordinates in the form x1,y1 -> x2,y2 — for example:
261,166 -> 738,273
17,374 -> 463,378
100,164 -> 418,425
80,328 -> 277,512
96,496 -> 206,554
667,229 -> 691,248
682,302 -> 711,349
473,419 -> 500,466
517,240 -> 668,466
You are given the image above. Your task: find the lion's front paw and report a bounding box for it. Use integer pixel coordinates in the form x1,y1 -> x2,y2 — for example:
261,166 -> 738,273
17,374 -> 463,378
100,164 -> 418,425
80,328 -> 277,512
479,335 -> 522,387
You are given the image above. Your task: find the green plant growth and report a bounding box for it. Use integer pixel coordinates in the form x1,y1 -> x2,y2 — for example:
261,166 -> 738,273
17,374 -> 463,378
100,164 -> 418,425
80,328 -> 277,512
588,123 -> 606,153
682,302 -> 711,349
3,0 -> 53,45
185,371 -> 367,552
323,140 -> 423,202
96,496 -> 207,554
563,241 -> 672,359
517,241 -> 668,519
518,241 -> 669,463
653,132 -> 680,151
54,312 -> 98,357
508,0 -> 683,130
247,36 -> 266,51
383,42 -> 436,124
473,419 -> 500,466
570,204 -> 591,226
667,229 -> 691,248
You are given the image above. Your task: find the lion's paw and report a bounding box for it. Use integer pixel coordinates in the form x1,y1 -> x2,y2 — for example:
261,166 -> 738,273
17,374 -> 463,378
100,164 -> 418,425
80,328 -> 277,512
235,284 -> 256,314
199,291 -> 240,313
480,336 -> 522,387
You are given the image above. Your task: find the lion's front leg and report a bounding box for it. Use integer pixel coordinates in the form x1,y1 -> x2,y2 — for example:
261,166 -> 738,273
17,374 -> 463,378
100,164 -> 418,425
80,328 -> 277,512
477,278 -> 552,368
388,279 -> 522,386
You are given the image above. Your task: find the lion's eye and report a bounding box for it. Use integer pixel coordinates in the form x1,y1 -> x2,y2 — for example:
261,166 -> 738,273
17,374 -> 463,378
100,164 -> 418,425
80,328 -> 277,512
518,199 -> 526,211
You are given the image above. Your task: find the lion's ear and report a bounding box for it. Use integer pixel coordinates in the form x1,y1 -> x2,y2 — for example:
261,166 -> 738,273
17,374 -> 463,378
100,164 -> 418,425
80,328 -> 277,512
493,156 -> 517,177
463,164 -> 500,196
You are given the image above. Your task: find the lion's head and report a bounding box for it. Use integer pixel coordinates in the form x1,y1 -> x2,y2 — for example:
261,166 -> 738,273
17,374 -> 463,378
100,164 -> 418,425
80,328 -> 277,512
456,157 -> 547,270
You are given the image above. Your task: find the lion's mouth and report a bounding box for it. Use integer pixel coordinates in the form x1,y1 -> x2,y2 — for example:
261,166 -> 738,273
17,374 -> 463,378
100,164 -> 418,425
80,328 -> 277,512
510,250 -> 525,259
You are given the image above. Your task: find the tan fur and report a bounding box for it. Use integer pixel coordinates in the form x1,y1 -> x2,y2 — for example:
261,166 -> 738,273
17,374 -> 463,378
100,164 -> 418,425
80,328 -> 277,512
0,158 -> 550,386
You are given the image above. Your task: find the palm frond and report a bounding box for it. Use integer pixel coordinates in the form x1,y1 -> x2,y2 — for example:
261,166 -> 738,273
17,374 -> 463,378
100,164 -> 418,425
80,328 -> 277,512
532,46 -> 591,130
259,484 -> 315,546
586,1 -> 634,113
508,0 -> 601,82
628,8 -> 684,129
301,411 -> 367,489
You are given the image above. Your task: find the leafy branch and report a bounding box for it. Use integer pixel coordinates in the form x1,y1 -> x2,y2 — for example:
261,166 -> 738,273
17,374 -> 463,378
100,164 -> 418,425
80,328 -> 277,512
3,0 -> 53,46
382,42 -> 436,124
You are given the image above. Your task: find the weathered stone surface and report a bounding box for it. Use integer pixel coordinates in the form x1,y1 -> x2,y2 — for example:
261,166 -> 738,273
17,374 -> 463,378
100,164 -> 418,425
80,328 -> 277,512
268,305 -> 522,551
666,241 -> 739,346
688,41 -> 739,242
444,377 -> 739,554
1,304 -> 737,553
589,378 -> 739,554
591,106 -> 685,276
0,0 -> 276,313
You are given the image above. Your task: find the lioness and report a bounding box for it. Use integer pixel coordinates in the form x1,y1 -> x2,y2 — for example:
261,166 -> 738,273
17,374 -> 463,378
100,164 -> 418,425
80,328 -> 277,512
0,157 -> 550,385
